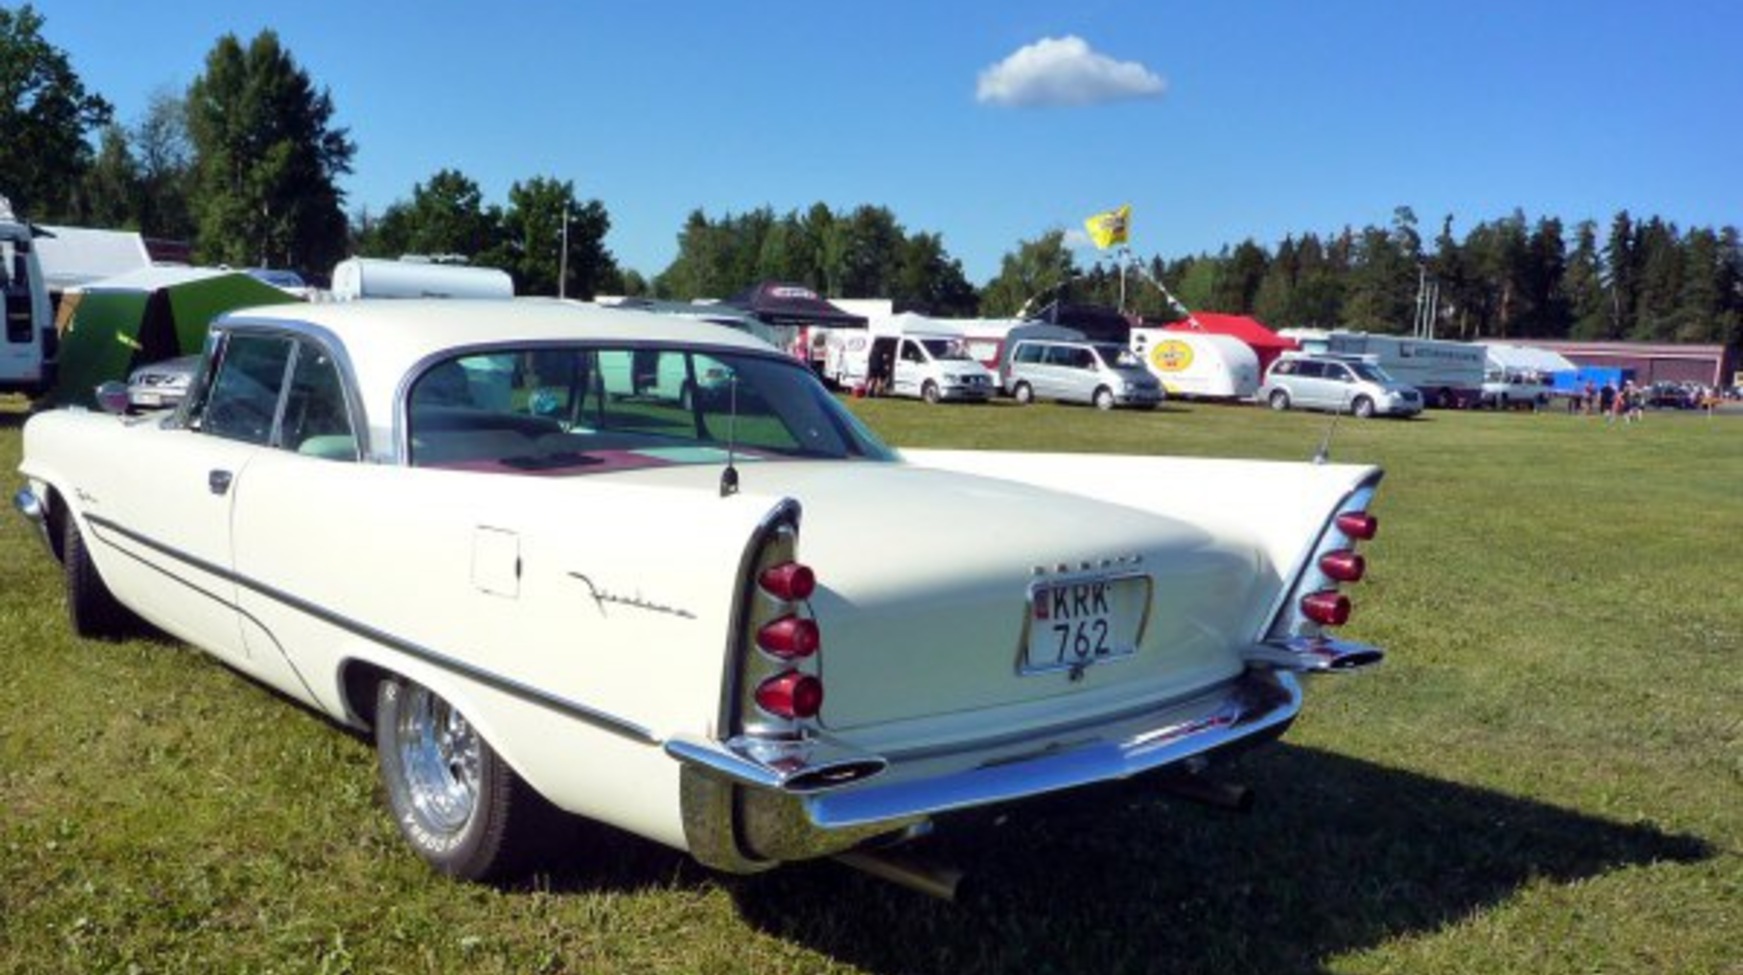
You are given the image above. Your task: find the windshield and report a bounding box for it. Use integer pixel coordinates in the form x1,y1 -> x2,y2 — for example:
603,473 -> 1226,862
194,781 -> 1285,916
1348,362 -> 1394,383
405,345 -> 894,474
920,338 -> 974,361
1092,344 -> 1142,369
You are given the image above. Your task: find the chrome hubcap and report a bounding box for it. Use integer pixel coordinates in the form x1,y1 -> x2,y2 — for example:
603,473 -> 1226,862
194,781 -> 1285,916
394,685 -> 481,835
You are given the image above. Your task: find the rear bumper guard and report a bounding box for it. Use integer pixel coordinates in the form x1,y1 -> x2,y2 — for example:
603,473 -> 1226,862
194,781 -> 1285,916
1242,636 -> 1385,674
671,669 -> 1305,871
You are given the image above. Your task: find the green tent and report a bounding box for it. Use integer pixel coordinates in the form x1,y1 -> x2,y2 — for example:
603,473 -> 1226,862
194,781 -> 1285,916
52,267 -> 295,406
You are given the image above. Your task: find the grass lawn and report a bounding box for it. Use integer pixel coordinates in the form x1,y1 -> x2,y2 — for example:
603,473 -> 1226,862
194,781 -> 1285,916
2,395 -> 1738,974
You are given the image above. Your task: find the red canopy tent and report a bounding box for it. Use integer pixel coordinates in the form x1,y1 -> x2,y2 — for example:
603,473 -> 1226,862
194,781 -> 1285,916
1163,312 -> 1298,375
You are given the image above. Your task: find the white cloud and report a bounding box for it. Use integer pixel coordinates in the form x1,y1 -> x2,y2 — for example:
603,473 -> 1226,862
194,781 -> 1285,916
976,36 -> 1166,108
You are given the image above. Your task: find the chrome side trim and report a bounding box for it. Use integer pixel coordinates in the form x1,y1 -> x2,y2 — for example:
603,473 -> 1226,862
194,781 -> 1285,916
1243,636 -> 1385,673
83,511 -> 658,746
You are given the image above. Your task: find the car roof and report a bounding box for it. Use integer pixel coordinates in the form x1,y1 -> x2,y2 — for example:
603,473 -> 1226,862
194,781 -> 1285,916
222,298 -> 778,372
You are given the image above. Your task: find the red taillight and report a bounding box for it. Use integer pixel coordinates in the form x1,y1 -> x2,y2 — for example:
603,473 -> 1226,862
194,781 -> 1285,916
759,561 -> 816,602
1301,591 -> 1352,626
1336,511 -> 1378,540
757,615 -> 820,659
1319,549 -> 1366,583
756,671 -> 823,719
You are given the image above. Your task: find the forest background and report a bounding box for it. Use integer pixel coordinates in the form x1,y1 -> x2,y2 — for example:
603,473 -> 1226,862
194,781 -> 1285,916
4,4 -> 1737,348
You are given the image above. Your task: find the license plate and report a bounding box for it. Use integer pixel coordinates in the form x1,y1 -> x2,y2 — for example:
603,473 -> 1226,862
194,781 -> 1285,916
1023,574 -> 1150,675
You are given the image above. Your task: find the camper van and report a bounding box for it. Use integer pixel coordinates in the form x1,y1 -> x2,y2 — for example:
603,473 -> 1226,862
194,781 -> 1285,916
1128,328 -> 1260,400
0,197 -> 55,397
330,257 -> 513,301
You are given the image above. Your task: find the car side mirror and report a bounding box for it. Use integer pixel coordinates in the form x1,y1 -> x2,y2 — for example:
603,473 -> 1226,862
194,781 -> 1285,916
94,381 -> 131,415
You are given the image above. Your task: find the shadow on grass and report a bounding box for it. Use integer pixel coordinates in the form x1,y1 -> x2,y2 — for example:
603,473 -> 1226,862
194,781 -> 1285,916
720,744 -> 1711,975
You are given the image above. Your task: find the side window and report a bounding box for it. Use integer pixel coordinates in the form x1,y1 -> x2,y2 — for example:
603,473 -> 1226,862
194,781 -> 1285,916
281,342 -> 357,460
1042,345 -> 1074,366
900,340 -> 925,364
1329,364 -> 1354,383
1014,343 -> 1042,364
1271,360 -> 1296,376
202,333 -> 293,445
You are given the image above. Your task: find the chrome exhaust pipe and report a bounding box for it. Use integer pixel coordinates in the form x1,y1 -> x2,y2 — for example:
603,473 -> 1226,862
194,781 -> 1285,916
835,849 -> 964,901
1245,637 -> 1384,674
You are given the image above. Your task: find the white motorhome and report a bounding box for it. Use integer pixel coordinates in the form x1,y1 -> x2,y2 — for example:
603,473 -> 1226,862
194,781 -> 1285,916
330,257 -> 513,301
1284,329 -> 1484,408
1128,328 -> 1261,400
0,197 -> 55,397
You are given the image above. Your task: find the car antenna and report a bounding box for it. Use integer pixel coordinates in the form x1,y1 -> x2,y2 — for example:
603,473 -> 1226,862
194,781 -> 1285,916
1313,403 -> 1344,465
719,373 -> 740,497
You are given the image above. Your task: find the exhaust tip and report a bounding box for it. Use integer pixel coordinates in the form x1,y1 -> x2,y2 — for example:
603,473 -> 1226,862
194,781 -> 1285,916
836,849 -> 964,901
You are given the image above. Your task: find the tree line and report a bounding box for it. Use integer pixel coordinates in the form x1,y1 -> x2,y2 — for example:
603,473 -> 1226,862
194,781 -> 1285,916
4,4 -> 1738,348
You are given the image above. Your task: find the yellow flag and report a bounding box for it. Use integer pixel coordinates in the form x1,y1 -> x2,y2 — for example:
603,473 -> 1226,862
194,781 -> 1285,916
1084,204 -> 1132,249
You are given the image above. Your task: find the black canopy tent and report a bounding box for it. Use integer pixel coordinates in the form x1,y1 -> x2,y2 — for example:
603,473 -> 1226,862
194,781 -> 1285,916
721,282 -> 867,329
1026,300 -> 1134,344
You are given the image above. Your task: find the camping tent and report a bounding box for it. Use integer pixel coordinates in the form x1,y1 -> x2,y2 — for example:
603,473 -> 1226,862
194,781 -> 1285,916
51,267 -> 293,405
1163,312 -> 1299,375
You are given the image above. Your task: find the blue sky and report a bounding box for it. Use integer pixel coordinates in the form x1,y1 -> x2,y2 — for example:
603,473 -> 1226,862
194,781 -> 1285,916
35,0 -> 1743,283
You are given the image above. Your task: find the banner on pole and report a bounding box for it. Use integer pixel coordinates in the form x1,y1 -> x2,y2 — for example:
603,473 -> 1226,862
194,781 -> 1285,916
1084,204 -> 1132,250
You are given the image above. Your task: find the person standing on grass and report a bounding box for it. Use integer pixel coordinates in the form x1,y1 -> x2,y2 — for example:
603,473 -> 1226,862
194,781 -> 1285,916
1601,382 -> 1617,422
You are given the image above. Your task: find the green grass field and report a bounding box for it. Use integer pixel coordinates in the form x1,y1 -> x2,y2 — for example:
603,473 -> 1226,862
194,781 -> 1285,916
2,396 -> 1738,974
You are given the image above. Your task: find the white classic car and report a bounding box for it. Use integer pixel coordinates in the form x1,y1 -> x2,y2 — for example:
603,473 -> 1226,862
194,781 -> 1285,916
15,299 -> 1386,892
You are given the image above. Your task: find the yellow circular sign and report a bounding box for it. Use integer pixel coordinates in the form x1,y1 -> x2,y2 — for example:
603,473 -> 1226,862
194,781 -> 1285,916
1150,339 -> 1195,373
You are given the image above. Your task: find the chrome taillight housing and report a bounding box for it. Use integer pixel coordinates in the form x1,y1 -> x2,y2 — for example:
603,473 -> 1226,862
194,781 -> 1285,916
1266,479 -> 1383,642
730,505 -> 825,736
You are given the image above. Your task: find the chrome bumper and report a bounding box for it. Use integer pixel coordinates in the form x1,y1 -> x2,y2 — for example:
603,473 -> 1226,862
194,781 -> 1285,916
13,486 -> 54,557
671,668 -> 1307,872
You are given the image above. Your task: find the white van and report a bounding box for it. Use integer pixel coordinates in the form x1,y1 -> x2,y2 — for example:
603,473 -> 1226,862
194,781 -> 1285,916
879,333 -> 995,403
1003,337 -> 1163,410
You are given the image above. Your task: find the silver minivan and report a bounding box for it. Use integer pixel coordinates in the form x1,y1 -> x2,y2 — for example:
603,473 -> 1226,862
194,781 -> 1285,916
1259,354 -> 1423,418
1003,339 -> 1164,410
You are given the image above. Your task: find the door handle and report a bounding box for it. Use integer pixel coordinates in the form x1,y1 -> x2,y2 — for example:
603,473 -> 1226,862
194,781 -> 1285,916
208,470 -> 234,495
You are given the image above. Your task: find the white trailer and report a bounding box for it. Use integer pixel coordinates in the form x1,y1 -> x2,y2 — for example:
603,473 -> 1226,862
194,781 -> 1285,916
330,257 -> 513,300
1128,328 -> 1261,400
0,197 -> 55,397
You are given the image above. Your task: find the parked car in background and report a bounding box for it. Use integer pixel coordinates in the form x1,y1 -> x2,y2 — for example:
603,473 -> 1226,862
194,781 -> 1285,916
1645,383 -> 1698,410
1260,354 -> 1423,418
124,354 -> 199,412
1003,337 -> 1164,410
16,299 -> 1387,892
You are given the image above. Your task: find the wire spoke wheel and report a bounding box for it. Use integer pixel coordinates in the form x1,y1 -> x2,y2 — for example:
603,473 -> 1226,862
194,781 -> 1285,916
393,684 -> 482,835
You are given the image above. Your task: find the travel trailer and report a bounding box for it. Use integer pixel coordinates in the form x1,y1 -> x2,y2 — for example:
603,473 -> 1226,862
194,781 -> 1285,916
330,257 -> 513,300
1128,328 -> 1261,400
